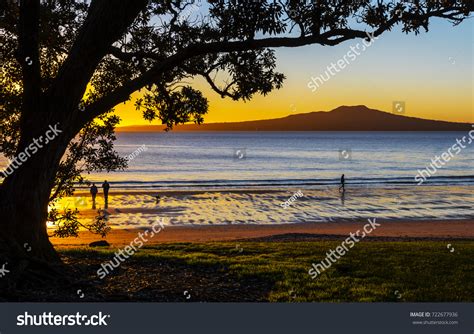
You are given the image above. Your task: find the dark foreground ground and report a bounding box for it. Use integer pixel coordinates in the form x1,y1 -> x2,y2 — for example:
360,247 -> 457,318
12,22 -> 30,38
2,238 -> 473,302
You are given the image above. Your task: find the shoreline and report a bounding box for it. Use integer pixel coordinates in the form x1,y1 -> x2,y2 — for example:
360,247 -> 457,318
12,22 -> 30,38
51,219 -> 474,247
62,181 -> 474,195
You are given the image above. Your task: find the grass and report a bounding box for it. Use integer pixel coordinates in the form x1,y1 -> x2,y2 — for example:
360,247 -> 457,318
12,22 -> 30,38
57,240 -> 474,302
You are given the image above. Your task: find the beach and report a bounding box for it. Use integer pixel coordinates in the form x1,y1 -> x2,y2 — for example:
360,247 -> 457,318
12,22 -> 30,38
55,185 -> 474,227
50,184 -> 474,247
45,131 -> 474,246
51,219 -> 474,247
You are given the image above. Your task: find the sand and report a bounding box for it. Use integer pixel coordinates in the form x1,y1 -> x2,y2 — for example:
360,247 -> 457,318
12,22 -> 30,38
50,219 -> 474,247
50,186 -> 474,247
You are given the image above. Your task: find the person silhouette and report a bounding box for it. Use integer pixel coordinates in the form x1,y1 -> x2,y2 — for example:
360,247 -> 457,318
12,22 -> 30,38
102,180 -> 110,208
339,174 -> 345,193
90,183 -> 98,209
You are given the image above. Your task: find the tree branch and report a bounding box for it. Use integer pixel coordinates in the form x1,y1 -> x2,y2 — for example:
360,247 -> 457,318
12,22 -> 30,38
80,29 -> 365,123
184,64 -> 239,99
17,0 -> 41,116
47,0 -> 149,117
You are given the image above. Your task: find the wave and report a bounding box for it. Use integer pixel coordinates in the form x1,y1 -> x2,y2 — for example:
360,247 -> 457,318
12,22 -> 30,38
77,175 -> 474,189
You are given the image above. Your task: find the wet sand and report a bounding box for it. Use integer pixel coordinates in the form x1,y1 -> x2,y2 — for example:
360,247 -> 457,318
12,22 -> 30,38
57,185 -> 474,229
51,219 -> 474,247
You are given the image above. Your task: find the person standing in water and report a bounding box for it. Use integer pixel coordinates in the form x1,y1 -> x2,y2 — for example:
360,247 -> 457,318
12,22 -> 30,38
102,180 -> 110,208
90,183 -> 98,209
339,174 -> 345,192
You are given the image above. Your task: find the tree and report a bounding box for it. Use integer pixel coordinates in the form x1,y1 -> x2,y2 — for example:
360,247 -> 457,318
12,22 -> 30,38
0,0 -> 471,280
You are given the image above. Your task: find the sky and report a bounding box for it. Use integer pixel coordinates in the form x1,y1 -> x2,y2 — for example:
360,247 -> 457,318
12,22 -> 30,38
116,17 -> 473,126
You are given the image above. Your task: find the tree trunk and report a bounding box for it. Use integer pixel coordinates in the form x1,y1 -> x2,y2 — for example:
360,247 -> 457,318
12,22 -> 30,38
0,163 -> 58,262
0,112 -> 74,289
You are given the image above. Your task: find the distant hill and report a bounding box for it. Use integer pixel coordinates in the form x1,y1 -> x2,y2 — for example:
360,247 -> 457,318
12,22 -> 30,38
117,105 -> 471,132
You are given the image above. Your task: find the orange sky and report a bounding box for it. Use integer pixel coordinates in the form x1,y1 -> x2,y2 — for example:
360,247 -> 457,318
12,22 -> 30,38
116,74 -> 473,126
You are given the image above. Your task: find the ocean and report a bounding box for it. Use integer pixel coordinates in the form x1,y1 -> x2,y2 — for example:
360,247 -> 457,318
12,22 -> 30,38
85,131 -> 474,189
